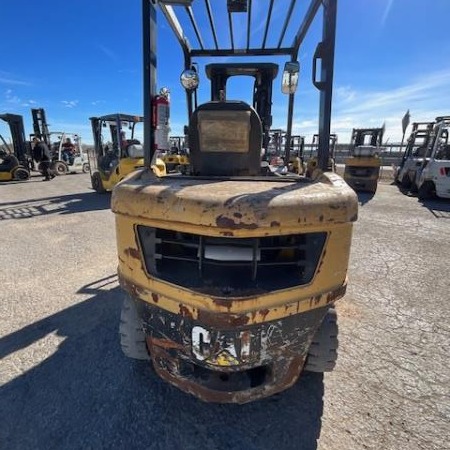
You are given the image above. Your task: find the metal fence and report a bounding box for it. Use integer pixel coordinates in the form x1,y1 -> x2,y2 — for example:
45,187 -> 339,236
305,143 -> 404,166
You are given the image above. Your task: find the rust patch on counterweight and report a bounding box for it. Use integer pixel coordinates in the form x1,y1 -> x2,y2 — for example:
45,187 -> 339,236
124,247 -> 140,260
197,309 -> 249,329
179,304 -> 193,319
148,336 -> 184,350
327,284 -> 347,303
215,215 -> 258,230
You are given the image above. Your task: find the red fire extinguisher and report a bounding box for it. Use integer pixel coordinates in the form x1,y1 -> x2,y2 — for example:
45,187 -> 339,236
152,88 -> 170,152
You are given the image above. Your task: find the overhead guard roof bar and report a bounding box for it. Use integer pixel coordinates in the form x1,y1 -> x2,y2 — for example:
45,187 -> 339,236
185,6 -> 204,49
291,0 -> 322,60
204,0 -> 218,50
159,0 -> 323,58
160,5 -> 192,57
246,0 -> 253,50
228,11 -> 234,50
277,0 -> 297,48
262,0 -> 275,49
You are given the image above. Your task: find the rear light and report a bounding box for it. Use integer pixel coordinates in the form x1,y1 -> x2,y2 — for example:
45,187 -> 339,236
440,167 -> 446,176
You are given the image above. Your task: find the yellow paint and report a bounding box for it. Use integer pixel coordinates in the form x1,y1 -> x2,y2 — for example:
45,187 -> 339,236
151,157 -> 167,177
211,351 -> 239,366
344,156 -> 381,168
113,169 -> 357,325
343,156 -> 381,191
0,171 -> 13,181
99,157 -> 145,191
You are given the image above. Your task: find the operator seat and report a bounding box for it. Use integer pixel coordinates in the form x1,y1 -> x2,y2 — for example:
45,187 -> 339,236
188,101 -> 262,176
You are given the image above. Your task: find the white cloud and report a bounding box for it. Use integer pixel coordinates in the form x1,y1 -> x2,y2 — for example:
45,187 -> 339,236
97,44 -> 118,63
0,71 -> 31,86
286,68 -> 450,142
381,0 -> 395,27
61,100 -> 79,108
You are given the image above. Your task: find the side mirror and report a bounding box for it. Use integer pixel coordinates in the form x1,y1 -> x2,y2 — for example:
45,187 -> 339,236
180,69 -> 199,91
281,61 -> 300,95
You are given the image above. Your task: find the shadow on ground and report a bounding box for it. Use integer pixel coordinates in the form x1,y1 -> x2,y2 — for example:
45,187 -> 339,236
419,198 -> 450,218
0,278 -> 324,450
357,191 -> 376,206
0,191 -> 110,220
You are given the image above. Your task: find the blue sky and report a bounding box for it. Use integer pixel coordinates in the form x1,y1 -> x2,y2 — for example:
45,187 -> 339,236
1,0 -> 449,145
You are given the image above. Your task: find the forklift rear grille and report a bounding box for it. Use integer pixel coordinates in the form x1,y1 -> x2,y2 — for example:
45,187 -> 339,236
137,226 -> 327,295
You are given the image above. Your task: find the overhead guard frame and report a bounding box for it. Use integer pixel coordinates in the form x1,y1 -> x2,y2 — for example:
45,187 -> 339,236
143,0 -> 337,172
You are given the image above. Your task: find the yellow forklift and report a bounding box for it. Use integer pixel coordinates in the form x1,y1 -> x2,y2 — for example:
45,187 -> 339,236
0,113 -> 32,181
112,0 -> 357,403
289,135 -> 306,175
267,130 -> 306,175
161,136 -> 190,174
344,127 -> 384,193
88,114 -> 144,193
306,133 -> 337,177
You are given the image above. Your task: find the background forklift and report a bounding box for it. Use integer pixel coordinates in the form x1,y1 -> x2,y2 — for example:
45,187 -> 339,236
266,130 -> 305,175
30,108 -> 89,175
0,113 -> 32,181
395,121 -> 434,189
344,127 -> 384,193
113,0 -> 357,403
305,133 -> 337,177
161,136 -> 190,173
49,132 -> 90,175
289,134 -> 306,174
416,116 -> 450,200
89,113 -> 145,193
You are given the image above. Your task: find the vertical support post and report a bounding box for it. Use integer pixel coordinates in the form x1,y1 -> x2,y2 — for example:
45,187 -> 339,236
284,92 -> 294,166
317,0 -> 337,172
143,0 -> 157,166
185,55 -> 194,118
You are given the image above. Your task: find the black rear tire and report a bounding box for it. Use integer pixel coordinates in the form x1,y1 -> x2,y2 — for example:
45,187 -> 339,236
91,171 -> 106,193
400,174 -> 411,189
418,181 -> 435,200
119,295 -> 150,360
53,161 -> 68,175
304,308 -> 338,373
12,167 -> 30,180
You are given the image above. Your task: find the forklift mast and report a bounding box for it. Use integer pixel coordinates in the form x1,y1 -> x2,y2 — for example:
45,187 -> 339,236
0,113 -> 31,167
31,108 -> 51,145
351,128 -> 384,148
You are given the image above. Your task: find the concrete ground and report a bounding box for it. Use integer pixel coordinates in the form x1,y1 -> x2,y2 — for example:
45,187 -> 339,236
0,172 -> 449,450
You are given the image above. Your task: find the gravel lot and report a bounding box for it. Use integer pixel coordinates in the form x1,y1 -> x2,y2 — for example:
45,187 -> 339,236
0,172 -> 449,450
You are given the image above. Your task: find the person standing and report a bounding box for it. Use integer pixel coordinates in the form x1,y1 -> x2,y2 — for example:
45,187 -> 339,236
32,137 -> 55,181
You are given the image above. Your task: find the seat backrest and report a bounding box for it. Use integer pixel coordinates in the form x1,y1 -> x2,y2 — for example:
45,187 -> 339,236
188,101 -> 262,176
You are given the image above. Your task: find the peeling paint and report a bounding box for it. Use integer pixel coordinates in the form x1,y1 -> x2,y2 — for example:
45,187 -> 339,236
197,309 -> 249,328
179,304 -> 193,319
327,284 -> 346,303
259,309 -> 270,321
215,215 -> 258,230
124,247 -> 140,260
